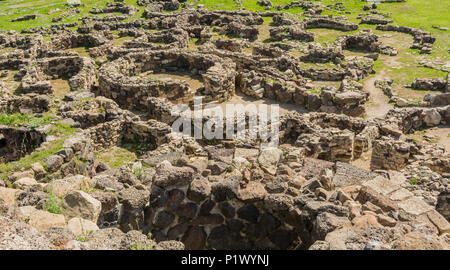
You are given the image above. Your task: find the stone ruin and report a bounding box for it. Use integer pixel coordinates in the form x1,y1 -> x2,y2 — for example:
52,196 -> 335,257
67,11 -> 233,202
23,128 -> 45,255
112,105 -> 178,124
302,16 -> 359,32
90,1 -> 137,16
97,49 -> 236,109
335,30 -> 398,56
0,126 -> 46,162
385,75 -> 450,108
376,24 -> 435,54
20,55 -> 97,94
411,77 -> 449,92
122,29 -> 190,50
0,1 -> 449,251
269,25 -> 315,42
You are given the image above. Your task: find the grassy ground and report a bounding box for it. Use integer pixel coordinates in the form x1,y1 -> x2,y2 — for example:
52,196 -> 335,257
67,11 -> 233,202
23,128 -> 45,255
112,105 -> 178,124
95,145 -> 137,168
0,0 -> 140,32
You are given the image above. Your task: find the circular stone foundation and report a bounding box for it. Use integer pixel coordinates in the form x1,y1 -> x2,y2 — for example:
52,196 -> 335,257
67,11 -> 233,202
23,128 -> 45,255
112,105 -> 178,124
98,49 -> 236,111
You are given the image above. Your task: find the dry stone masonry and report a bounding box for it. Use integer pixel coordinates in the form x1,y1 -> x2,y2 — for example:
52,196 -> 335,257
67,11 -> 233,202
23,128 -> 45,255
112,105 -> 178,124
0,0 -> 449,251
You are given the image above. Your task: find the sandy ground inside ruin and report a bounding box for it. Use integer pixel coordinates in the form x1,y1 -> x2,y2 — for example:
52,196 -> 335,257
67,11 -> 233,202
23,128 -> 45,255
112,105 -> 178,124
139,71 -> 308,116
220,93 -> 308,116
140,71 -> 204,92
51,79 -> 70,99
350,149 -> 372,171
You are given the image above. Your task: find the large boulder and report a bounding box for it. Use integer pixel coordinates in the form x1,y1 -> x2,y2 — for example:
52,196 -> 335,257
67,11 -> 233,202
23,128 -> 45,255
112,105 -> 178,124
152,161 -> 195,188
43,155 -> 64,173
258,147 -> 283,175
62,190 -> 102,223
45,175 -> 93,197
422,109 -> 442,126
13,177 -> 38,189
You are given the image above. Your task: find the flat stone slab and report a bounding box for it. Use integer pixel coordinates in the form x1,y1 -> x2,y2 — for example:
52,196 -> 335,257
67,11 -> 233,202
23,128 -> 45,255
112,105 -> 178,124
427,210 -> 450,235
333,161 -> 378,187
389,188 -> 414,201
398,197 -> 433,216
387,170 -> 407,186
362,176 -> 400,196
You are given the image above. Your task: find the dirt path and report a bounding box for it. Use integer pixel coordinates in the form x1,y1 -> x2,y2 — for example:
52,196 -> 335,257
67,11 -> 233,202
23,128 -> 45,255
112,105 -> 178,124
364,56 -> 402,119
364,71 -> 394,119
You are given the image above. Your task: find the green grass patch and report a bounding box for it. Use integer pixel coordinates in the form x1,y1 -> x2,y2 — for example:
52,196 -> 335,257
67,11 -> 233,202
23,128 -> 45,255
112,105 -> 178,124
0,0 -> 143,32
43,194 -> 63,214
95,146 -> 137,168
186,0 -> 237,10
0,113 -> 55,128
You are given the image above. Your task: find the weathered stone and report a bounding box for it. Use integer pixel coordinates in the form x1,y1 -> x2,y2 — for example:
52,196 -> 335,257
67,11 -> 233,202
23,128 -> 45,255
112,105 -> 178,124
182,226 -> 206,250
356,186 -> 398,212
93,174 -> 124,192
62,190 -> 102,223
391,232 -> 443,250
174,203 -> 198,220
166,189 -> 185,211
422,109 -> 442,126
19,206 -> 65,231
43,155 -> 64,173
211,176 -> 240,202
67,217 -> 99,236
237,204 -> 260,223
154,210 -> 175,228
0,187 -> 19,206
187,178 -> 211,202
324,227 -> 366,250
155,240 -> 185,250
46,175 -> 93,198
218,202 -> 235,219
362,176 -> 400,196
153,161 -> 194,188
13,177 -> 37,189
314,212 -> 350,239
237,181 -> 268,202
427,210 -> 450,234
258,147 -> 283,175
398,197 -> 433,216
192,214 -> 224,225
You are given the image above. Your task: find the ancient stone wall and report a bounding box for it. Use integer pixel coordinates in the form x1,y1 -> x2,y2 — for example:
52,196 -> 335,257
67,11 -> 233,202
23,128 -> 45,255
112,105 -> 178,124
302,16 -> 358,32
123,29 -> 189,50
269,25 -> 314,42
370,137 -> 418,170
144,160 -> 303,250
335,30 -> 397,56
0,126 -> 46,162
376,24 -> 435,54
20,55 -> 97,94
97,50 -> 236,110
280,112 -> 371,162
